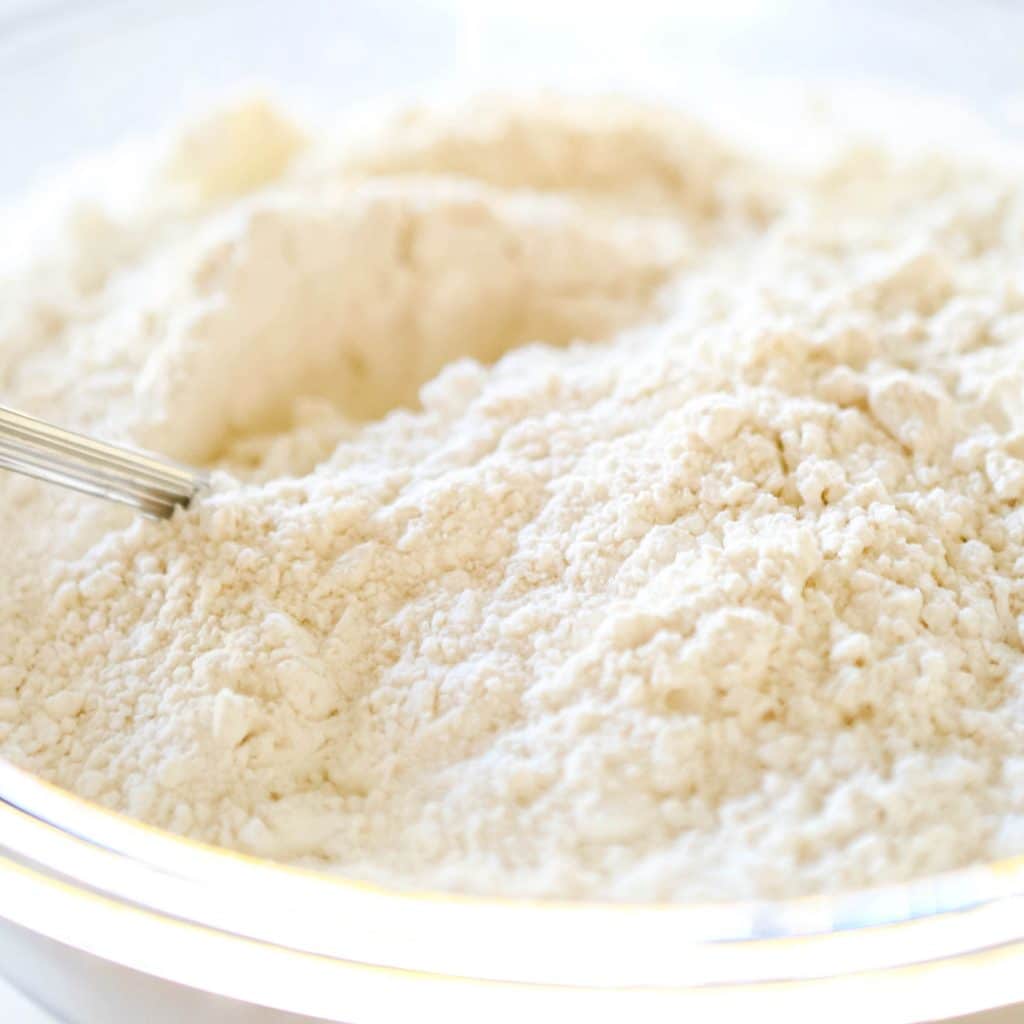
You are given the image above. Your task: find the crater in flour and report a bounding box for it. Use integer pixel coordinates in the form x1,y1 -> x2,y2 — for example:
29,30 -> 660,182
134,182 -> 682,463
126,97 -> 752,464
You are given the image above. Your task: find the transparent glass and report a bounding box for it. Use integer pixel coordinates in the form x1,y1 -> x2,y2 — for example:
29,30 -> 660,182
3,2 -> 1024,1021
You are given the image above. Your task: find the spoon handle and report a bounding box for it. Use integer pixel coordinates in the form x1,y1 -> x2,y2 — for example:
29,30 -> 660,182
0,403 -> 206,519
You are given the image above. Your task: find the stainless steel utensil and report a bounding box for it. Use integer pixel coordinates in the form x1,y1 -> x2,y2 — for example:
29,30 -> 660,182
0,403 -> 206,519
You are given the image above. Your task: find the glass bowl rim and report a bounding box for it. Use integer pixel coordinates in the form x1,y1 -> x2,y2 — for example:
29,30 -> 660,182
4,756 -> 1024,994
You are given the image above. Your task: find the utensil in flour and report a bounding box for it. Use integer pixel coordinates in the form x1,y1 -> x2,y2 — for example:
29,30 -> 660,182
0,402 -> 206,519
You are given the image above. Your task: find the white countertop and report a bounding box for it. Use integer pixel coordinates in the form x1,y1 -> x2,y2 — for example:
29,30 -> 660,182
4,964 -> 1024,1024
0,975 -> 56,1022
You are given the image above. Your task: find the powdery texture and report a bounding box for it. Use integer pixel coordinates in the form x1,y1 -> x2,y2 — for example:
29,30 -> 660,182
4,95 -> 1024,901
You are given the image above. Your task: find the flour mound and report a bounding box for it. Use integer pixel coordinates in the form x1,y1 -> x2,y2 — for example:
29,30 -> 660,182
4,95 -> 1024,901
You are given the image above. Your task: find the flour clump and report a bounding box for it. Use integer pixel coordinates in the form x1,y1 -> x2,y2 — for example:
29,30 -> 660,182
3,94 -> 1024,901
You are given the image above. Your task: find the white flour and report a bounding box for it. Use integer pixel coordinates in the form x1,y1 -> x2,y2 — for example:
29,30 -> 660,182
4,94 -> 1024,901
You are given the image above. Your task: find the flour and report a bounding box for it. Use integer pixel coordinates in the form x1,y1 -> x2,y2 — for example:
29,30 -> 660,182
4,94 -> 1024,901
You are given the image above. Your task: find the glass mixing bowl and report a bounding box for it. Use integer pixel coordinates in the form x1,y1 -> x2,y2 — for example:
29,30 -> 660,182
4,2 -> 1024,1020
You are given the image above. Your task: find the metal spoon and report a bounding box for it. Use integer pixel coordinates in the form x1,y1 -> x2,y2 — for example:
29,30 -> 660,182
0,403 -> 206,519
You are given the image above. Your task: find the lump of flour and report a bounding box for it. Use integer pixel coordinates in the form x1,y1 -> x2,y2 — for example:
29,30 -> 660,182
4,94 -> 1024,901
